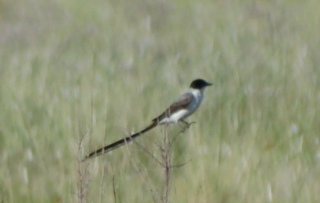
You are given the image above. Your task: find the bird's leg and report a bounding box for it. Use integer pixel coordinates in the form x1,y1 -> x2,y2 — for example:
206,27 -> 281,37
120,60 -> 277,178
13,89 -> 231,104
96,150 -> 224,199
181,119 -> 196,126
170,120 -> 196,147
181,119 -> 189,126
180,119 -> 196,129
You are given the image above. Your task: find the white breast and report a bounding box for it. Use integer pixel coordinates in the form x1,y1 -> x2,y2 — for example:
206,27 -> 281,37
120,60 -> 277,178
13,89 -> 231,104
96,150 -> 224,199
186,88 -> 204,115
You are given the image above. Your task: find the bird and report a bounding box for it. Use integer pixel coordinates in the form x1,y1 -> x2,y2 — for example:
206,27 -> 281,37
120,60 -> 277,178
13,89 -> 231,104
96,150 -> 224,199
83,79 -> 212,161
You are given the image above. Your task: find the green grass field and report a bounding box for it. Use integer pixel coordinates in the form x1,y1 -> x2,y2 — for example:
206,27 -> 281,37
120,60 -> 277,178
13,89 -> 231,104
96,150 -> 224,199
1,0 -> 320,202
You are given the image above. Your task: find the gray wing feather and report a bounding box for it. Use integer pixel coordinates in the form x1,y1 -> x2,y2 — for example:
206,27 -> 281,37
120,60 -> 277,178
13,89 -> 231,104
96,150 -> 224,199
152,92 -> 193,123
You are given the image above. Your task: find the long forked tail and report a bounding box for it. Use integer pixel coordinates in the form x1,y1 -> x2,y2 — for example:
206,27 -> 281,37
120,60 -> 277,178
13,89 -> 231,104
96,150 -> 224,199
83,122 -> 158,161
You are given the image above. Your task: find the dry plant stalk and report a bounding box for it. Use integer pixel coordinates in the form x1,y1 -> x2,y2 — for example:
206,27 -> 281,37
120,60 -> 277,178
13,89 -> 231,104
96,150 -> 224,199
76,131 -> 89,203
159,122 -> 195,203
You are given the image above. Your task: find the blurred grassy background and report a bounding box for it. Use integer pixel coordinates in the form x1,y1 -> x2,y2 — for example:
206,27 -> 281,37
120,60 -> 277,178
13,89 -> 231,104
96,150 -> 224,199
1,0 -> 320,202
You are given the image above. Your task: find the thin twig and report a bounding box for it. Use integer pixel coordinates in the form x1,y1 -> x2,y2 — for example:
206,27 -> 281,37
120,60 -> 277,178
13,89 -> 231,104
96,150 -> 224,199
161,124 -> 170,203
169,121 -> 196,149
169,159 -> 192,168
112,175 -> 117,203
132,139 -> 164,167
77,130 -> 89,203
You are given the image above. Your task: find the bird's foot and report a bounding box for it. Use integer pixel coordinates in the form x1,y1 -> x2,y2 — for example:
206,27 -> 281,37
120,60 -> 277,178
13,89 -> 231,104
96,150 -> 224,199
179,120 -> 196,132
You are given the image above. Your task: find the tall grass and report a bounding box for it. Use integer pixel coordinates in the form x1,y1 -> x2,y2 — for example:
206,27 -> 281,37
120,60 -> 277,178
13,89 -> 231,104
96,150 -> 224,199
1,0 -> 320,202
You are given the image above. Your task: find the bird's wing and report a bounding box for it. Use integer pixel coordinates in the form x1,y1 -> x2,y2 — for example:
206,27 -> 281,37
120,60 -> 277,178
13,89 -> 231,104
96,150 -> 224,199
152,92 -> 193,123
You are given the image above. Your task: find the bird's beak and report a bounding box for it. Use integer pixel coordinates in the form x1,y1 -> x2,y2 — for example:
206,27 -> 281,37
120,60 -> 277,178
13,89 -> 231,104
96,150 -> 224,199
206,82 -> 213,86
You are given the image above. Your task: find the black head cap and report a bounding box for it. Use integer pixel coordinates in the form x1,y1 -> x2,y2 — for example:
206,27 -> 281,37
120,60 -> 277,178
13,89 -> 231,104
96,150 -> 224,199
190,79 -> 212,89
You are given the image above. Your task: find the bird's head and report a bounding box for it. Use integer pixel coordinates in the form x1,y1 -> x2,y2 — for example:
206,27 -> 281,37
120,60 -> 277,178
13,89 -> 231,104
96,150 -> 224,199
190,79 -> 212,89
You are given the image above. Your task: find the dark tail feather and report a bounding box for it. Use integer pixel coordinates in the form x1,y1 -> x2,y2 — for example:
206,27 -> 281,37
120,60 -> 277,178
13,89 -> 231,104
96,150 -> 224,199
83,122 -> 158,161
